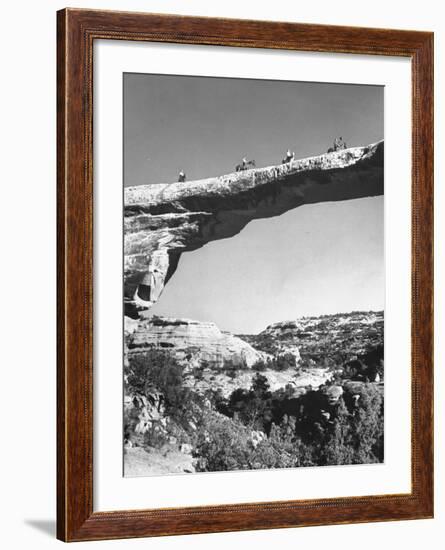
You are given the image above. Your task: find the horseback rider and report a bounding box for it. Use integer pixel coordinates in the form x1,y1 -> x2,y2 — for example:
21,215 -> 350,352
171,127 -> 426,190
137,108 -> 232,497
333,136 -> 347,151
284,149 -> 295,163
236,157 -> 255,171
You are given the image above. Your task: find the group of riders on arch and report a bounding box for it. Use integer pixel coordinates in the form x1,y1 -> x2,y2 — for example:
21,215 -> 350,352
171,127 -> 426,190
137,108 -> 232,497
176,136 -> 347,182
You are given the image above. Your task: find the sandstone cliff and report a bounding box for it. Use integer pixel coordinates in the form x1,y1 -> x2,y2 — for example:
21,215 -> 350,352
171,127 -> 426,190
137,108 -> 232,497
126,316 -> 270,369
124,141 -> 384,314
124,316 -> 333,401
257,311 -> 384,359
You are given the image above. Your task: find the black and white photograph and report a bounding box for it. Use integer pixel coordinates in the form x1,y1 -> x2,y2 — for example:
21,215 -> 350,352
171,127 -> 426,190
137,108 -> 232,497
123,73 -> 384,477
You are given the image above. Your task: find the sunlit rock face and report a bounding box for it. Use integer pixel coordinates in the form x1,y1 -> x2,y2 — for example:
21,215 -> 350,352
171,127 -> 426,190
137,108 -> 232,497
260,311 -> 384,359
125,317 -> 270,369
124,141 -> 383,315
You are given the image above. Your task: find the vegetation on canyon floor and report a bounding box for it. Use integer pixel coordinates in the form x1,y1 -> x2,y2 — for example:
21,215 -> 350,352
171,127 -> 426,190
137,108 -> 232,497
124,311 -> 384,474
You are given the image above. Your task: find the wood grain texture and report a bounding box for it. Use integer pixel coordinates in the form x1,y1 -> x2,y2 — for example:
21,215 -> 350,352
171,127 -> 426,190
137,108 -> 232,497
57,8 -> 434,542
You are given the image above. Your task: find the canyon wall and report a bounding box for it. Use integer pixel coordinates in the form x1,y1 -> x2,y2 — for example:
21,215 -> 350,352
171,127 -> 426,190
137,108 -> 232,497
126,316 -> 270,369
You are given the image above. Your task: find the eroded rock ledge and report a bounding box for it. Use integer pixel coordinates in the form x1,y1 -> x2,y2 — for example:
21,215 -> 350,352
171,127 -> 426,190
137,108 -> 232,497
124,141 -> 383,314
126,316 -> 271,369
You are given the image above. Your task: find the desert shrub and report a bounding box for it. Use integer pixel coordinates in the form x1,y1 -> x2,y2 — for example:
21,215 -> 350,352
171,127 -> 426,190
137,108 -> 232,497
143,423 -> 169,449
296,356 -> 316,370
196,413 -> 318,472
251,373 -> 271,396
316,398 -> 356,465
361,345 -> 384,381
278,383 -> 383,466
206,388 -> 227,411
192,366 -> 204,380
206,364 -> 385,469
252,358 -> 268,372
252,422 -> 318,468
274,352 -> 297,371
249,439 -> 294,469
193,414 -> 253,471
194,412 -> 311,472
221,374 -> 274,431
247,333 -> 281,356
314,386 -> 384,466
227,388 -> 258,426
126,351 -> 195,420
222,357 -> 248,373
348,384 -> 384,463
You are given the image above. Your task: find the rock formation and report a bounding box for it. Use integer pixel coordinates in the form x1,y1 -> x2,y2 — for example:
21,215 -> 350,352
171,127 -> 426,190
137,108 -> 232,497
126,316 -> 270,369
124,141 -> 384,314
257,311 -> 384,359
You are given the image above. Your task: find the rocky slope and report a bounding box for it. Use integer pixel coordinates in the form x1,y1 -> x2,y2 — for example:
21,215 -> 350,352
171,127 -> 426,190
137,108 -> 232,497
242,311 -> 384,374
124,141 -> 384,314
124,315 -> 332,399
124,446 -> 195,477
124,311 -> 384,475
125,316 -> 270,369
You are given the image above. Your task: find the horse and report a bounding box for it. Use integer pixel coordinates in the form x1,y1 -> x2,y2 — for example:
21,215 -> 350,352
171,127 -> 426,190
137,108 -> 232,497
235,160 -> 256,172
282,153 -> 295,164
328,138 -> 347,153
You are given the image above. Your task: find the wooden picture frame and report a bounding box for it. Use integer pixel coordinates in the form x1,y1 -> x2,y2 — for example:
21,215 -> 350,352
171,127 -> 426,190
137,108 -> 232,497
57,8 -> 434,542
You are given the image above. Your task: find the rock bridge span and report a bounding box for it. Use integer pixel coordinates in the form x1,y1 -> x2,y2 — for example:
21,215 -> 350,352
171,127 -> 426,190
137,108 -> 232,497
124,141 -> 384,316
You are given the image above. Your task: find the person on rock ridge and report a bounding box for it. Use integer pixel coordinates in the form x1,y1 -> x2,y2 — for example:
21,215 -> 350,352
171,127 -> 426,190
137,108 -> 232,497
327,136 -> 347,153
178,170 -> 186,182
282,149 -> 295,163
334,136 -> 347,151
235,157 -> 256,171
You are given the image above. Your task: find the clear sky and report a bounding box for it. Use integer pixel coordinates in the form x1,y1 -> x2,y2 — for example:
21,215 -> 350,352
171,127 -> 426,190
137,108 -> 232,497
124,73 -> 384,333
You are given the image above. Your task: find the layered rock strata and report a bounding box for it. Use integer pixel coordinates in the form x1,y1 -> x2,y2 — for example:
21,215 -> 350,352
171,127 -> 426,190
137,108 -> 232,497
126,316 -> 270,369
124,141 -> 384,314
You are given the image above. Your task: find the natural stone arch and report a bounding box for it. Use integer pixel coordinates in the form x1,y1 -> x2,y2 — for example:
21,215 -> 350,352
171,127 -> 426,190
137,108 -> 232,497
124,141 -> 383,316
